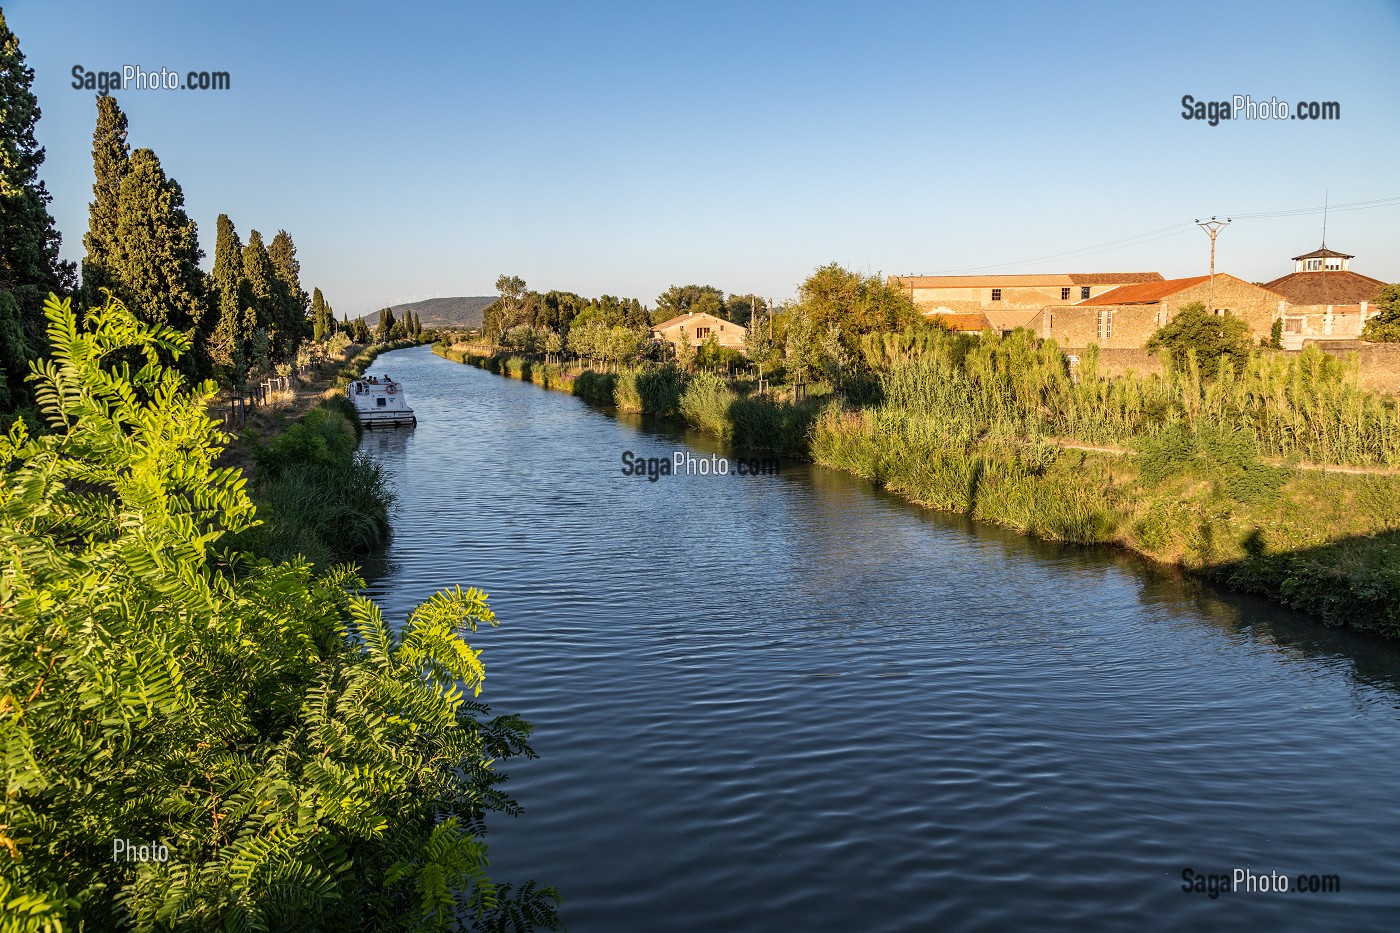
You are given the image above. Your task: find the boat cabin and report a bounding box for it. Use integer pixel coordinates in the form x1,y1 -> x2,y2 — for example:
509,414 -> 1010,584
347,374 -> 416,428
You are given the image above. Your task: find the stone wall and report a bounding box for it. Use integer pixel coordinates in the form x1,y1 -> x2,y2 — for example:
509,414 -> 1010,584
1352,344 -> 1400,394
1073,343 -> 1400,394
1045,275 -> 1287,351
1088,348 -> 1165,379
1042,305 -> 1163,349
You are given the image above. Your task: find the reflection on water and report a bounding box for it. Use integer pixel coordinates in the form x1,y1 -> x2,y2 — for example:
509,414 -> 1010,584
359,346 -> 1400,932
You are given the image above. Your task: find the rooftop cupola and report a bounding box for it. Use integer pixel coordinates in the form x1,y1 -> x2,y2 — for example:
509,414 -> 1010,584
1291,246 -> 1353,273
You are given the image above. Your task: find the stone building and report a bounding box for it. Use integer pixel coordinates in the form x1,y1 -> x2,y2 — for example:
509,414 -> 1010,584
1027,274 -> 1288,350
651,311 -> 747,352
1262,246 -> 1388,349
887,272 -> 1163,317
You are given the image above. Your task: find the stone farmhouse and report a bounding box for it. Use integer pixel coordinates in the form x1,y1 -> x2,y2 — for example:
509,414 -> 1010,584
1032,274 -> 1287,350
891,245 -> 1390,351
651,311 -> 747,352
888,272 -> 1163,336
1263,246 -> 1389,350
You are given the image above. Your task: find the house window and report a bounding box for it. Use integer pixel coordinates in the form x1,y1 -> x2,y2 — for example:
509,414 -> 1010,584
1096,310 -> 1114,341
1306,259 -> 1323,271
1080,286 -> 1091,300
1214,308 -> 1230,317
696,327 -> 711,339
1061,287 -> 1071,301
991,288 -> 1002,302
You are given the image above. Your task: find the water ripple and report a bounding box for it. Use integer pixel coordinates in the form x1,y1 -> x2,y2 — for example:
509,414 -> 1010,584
358,347 -> 1400,932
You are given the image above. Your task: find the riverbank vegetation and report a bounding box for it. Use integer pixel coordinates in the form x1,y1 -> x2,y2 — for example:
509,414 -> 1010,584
444,263 -> 1400,636
0,295 -> 561,930
0,28 -> 413,434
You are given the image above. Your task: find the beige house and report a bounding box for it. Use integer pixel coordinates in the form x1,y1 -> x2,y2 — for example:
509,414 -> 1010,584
651,311 -> 747,352
1263,246 -> 1388,349
1029,274 -> 1288,349
889,272 -> 1164,318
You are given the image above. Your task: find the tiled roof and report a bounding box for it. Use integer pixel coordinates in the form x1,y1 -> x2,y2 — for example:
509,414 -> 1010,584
1291,246 -> 1355,261
651,311 -> 737,332
1077,275 -> 1211,305
1263,270 -> 1387,306
923,311 -> 991,331
1066,272 -> 1164,284
897,274 -> 1072,288
982,310 -> 1039,331
891,272 -> 1162,289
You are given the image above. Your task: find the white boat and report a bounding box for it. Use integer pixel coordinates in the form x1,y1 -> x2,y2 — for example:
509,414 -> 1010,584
347,374 -> 416,428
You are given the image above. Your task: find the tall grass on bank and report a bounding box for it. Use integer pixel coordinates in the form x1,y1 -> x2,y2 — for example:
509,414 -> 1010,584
616,364 -> 685,415
812,406 -> 1117,544
861,329 -> 1400,466
812,399 -> 1400,635
237,399 -> 395,566
679,371 -> 737,438
437,346 -> 820,455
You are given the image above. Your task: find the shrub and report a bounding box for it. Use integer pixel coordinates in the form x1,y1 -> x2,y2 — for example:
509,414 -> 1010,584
679,370 -> 736,437
1146,302 -> 1252,379
1361,284 -> 1400,343
0,296 -> 562,930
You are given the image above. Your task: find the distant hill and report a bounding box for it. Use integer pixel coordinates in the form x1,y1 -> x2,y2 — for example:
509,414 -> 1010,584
359,296 -> 496,330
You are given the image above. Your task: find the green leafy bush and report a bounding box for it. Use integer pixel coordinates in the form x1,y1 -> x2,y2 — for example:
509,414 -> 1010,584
1146,302 -> 1252,379
678,371 -> 736,438
0,296 -> 561,932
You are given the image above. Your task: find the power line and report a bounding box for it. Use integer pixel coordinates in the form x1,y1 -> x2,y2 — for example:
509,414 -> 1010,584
1226,195 -> 1400,220
919,195 -> 1400,275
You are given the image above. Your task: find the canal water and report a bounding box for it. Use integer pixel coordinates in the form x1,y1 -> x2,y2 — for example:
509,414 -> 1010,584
360,345 -> 1400,932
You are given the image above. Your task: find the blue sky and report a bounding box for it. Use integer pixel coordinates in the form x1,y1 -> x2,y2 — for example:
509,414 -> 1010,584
8,0 -> 1400,314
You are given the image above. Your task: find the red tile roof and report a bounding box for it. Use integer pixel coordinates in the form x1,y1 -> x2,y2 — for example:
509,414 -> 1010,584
1262,270 -> 1387,306
891,272 -> 1162,289
1077,275 -> 1211,305
982,310 -> 1039,330
923,311 -> 991,331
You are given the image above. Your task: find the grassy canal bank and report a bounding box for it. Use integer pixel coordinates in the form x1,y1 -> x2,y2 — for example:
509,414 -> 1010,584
225,337 -> 429,566
438,336 -> 1400,638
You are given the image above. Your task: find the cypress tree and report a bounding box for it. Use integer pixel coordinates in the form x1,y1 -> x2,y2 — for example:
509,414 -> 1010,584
311,287 -> 328,343
376,307 -> 395,343
0,11 -> 75,411
80,94 -> 130,309
241,230 -> 276,370
268,230 -> 308,361
110,148 -> 207,375
209,214 -> 251,386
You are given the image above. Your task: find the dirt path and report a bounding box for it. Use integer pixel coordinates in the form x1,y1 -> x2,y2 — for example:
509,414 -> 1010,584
212,345 -> 370,475
1046,437 -> 1400,476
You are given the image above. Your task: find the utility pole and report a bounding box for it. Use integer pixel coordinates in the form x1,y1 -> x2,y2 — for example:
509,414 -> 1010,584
1195,216 -> 1231,312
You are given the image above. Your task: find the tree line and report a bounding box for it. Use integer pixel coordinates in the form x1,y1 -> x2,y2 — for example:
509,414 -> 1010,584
475,265 -> 926,380
0,15 -> 422,424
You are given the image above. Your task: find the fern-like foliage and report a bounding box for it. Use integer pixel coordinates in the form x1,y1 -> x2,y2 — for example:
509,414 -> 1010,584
0,296 -> 562,931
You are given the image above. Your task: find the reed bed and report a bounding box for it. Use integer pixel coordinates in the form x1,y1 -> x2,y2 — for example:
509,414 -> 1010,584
862,329 -> 1400,466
